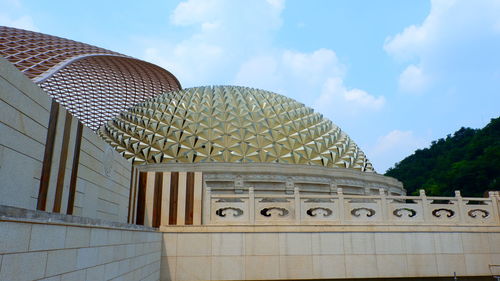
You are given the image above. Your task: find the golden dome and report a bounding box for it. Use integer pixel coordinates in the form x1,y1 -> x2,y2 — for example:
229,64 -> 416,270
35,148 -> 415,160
99,86 -> 374,172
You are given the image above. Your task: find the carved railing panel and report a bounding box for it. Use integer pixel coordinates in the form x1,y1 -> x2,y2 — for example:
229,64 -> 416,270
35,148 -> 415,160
346,201 -> 381,222
464,199 -> 494,224
211,197 -> 249,224
300,198 -> 338,223
255,197 -> 295,224
388,202 -> 424,222
205,189 -> 500,226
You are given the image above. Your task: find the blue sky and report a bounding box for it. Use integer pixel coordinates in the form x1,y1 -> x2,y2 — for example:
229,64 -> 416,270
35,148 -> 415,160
1,0 -> 499,172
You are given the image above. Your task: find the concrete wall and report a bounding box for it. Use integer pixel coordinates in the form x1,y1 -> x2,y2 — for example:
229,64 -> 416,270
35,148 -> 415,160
0,206 -> 161,281
0,57 -> 132,222
160,225 -> 500,281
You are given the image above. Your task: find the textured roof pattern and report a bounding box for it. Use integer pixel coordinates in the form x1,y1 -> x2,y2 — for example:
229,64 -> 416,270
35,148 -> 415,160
0,26 -> 120,80
0,26 -> 181,130
99,86 -> 375,172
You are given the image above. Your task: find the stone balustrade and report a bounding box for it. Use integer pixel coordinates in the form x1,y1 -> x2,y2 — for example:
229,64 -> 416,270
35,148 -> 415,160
207,188 -> 500,226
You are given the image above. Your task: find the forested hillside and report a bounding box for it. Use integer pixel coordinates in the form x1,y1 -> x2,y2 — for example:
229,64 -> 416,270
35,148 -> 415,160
385,117 -> 500,197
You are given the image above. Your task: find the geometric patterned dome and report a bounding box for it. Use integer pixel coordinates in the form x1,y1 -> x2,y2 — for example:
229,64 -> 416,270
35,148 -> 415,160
0,26 -> 181,130
99,85 -> 375,172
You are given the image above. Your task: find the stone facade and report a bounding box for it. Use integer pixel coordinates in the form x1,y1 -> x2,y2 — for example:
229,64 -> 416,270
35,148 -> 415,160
0,56 -> 132,222
160,226 -> 500,280
0,206 -> 161,281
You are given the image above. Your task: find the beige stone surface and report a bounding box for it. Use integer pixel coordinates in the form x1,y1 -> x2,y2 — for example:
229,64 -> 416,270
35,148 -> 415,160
376,254 -> 409,277
374,232 -> 406,254
345,254 -> 378,278
245,232 -> 280,256
245,256 -> 280,280
404,232 -> 436,254
161,257 -> 176,281
176,256 -> 211,281
406,254 -> 438,276
279,232 -> 312,256
312,255 -> 346,278
464,254 -> 492,276
311,232 -> 344,255
177,233 -> 211,256
279,255 -> 313,279
211,233 -> 244,256
435,232 -> 463,254
344,232 -> 376,254
211,256 -> 244,280
462,232 -> 491,254
436,254 -> 466,276
162,233 -> 177,256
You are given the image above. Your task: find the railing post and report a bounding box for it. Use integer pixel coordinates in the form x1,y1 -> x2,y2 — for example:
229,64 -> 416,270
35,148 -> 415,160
455,190 -> 466,224
203,186 -> 211,224
337,187 -> 345,224
419,189 -> 430,222
249,186 -> 255,224
490,191 -> 500,224
294,186 -> 301,224
379,188 -> 388,221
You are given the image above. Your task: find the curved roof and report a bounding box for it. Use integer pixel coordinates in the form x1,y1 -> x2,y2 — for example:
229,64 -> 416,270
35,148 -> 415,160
0,26 -> 181,130
99,85 -> 375,172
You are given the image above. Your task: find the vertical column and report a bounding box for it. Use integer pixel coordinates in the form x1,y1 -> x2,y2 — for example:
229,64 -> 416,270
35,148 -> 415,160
192,172 -> 203,225
419,189 -> 430,222
202,185 -> 211,224
136,172 -> 148,225
53,112 -> 73,213
294,186 -> 300,224
144,172 -> 155,227
66,122 -> 83,215
379,188 -> 388,221
37,101 -> 59,211
169,172 -> 179,225
176,172 -> 187,225
185,172 -> 195,225
160,172 -> 171,226
489,191 -> 500,224
455,190 -> 466,223
152,172 -> 163,227
337,188 -> 345,224
249,187 -> 255,224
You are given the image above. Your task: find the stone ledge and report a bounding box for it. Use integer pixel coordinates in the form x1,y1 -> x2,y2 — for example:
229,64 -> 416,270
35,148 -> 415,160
159,224 -> 500,233
0,204 -> 156,231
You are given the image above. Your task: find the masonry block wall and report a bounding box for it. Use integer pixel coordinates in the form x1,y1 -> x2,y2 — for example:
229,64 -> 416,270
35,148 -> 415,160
0,212 -> 161,281
0,57 -> 132,222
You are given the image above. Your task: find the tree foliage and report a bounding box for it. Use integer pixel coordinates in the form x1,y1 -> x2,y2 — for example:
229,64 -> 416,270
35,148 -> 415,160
385,117 -> 500,196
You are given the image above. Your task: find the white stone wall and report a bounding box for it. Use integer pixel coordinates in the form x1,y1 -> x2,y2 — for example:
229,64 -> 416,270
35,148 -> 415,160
0,56 -> 50,210
160,226 -> 500,280
0,219 -> 161,281
0,57 -> 132,222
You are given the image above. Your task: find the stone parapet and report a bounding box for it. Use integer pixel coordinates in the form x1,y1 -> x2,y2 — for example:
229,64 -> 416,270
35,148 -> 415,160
207,189 -> 500,226
0,205 -> 161,281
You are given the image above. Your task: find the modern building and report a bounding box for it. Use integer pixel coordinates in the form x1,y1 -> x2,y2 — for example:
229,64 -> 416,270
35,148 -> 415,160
1,26 -> 499,281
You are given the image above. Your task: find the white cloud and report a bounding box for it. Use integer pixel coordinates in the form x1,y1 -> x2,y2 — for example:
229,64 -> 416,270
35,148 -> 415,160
385,0 -> 500,95
370,130 -> 428,172
398,64 -> 429,94
143,0 -> 285,87
0,0 -> 38,31
234,49 -> 384,116
315,77 -> 385,114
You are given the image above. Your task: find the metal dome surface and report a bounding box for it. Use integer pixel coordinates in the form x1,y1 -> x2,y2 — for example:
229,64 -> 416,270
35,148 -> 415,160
99,85 -> 375,172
